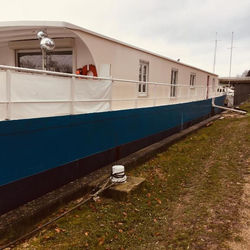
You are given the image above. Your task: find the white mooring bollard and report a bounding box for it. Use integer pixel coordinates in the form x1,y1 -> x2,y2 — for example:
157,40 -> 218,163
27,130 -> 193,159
110,165 -> 127,183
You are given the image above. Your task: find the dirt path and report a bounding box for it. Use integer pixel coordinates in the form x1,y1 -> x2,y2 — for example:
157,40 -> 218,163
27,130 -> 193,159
229,158 -> 250,250
156,118 -> 250,249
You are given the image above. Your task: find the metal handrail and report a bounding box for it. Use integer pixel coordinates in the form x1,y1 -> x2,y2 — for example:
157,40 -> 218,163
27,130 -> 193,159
0,65 -> 214,89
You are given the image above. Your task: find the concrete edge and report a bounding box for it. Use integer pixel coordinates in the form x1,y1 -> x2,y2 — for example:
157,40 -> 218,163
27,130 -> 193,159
0,114 -> 221,242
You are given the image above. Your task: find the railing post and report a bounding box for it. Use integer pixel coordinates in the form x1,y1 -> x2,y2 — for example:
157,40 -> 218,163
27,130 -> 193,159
6,70 -> 11,120
110,77 -> 113,111
135,81 -> 138,108
153,83 -> 156,106
70,76 -> 75,115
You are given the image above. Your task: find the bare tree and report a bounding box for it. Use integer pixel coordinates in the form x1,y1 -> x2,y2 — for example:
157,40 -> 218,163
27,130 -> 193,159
242,69 -> 250,77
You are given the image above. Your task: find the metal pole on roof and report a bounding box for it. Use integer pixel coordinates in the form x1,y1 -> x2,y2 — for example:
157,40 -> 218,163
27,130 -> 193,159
42,49 -> 46,71
213,32 -> 218,73
229,32 -> 234,78
37,31 -> 55,71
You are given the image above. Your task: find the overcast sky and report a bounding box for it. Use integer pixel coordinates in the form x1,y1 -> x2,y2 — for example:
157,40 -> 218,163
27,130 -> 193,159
1,0 -> 250,76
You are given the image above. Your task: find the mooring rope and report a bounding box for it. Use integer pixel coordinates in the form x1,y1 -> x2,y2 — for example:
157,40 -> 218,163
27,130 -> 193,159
0,178 -> 114,250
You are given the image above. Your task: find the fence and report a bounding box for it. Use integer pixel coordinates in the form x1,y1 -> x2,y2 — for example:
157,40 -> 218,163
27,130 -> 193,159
0,65 -> 222,121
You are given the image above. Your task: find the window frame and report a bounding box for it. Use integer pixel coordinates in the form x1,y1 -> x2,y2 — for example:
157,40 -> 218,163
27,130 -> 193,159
170,68 -> 178,97
190,73 -> 196,88
138,60 -> 149,97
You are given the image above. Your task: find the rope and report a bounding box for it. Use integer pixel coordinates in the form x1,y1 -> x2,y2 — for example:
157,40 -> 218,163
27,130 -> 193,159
0,178 -> 114,250
110,171 -> 126,179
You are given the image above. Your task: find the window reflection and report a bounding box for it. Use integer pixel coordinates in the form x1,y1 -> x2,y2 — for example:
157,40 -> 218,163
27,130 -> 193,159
17,51 -> 73,73
18,52 -> 42,70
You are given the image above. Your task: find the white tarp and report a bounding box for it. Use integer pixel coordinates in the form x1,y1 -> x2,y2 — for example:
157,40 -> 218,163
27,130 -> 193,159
0,71 -> 7,102
74,78 -> 111,114
11,72 -> 72,101
0,70 -> 112,120
0,71 -> 7,120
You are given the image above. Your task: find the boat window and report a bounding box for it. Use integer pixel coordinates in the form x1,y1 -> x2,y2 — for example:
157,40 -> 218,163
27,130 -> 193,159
212,78 -> 216,92
190,73 -> 196,87
138,61 -> 149,96
170,69 -> 178,97
139,64 -> 142,82
17,50 -> 73,73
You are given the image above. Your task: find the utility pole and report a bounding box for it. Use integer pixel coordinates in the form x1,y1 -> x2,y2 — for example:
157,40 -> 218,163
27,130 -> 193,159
213,32 -> 218,73
229,32 -> 234,77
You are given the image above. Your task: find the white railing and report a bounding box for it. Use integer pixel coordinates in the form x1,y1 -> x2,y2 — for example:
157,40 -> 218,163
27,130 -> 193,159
0,65 -> 222,121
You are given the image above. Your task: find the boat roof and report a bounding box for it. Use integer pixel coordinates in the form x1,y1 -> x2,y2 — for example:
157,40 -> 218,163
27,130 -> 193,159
219,77 -> 250,84
0,21 -> 217,76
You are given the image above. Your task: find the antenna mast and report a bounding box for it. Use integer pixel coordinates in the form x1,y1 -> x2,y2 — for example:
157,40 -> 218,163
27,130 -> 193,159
229,32 -> 234,77
213,32 -> 218,73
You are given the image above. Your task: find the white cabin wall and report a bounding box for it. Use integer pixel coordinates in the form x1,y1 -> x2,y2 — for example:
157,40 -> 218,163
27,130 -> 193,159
0,45 -> 15,66
74,37 -> 95,70
55,30 -> 220,109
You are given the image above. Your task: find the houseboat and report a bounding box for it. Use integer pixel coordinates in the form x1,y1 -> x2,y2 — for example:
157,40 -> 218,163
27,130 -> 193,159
0,21 -> 225,215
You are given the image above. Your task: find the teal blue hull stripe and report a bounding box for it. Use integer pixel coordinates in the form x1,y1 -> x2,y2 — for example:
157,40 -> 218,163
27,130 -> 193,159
0,96 -> 225,186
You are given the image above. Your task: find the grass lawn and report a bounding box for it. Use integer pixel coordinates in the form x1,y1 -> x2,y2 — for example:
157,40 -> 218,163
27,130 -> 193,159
12,102 -> 250,249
